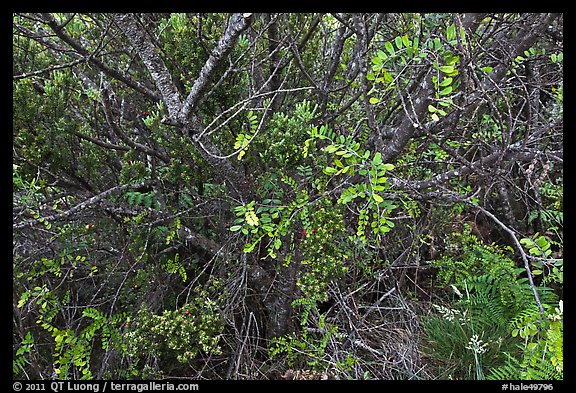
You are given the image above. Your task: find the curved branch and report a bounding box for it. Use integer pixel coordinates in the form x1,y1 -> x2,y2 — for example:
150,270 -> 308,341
472,204 -> 545,315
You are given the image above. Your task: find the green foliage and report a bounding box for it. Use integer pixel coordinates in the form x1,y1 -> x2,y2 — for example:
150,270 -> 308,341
162,253 -> 187,282
488,300 -> 563,380
369,23 -> 461,121
422,310 -> 516,380
261,100 -> 318,168
120,160 -> 149,185
297,200 -> 348,303
472,114 -> 503,143
13,163 -> 44,206
13,13 -> 563,381
13,331 -> 35,376
126,290 -> 224,368
233,110 -> 259,160
306,124 -> 398,246
520,232 -> 563,285
125,190 -> 160,209
433,225 -> 516,289
41,308 -> 127,379
424,225 -> 562,380
269,298 -> 346,371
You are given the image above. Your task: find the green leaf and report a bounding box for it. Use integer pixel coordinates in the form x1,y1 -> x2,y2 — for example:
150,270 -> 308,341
428,104 -> 437,113
384,41 -> 395,56
527,342 -> 538,351
439,65 -> 454,74
446,23 -> 456,41
439,86 -> 453,96
383,71 -> 394,83
431,113 -> 440,122
438,98 -> 452,107
325,145 -> 338,154
402,35 -> 410,48
369,97 -> 380,104
445,55 -> 460,66
395,36 -> 403,49
372,193 -> 384,203
439,77 -> 453,87
245,210 -> 259,227
377,49 -> 387,61
230,225 -> 242,232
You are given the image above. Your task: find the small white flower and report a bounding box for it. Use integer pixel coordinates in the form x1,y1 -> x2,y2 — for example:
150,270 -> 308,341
450,285 -> 462,298
466,334 -> 489,354
548,300 -> 563,321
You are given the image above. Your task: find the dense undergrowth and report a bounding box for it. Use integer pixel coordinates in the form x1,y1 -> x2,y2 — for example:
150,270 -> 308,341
13,13 -> 562,380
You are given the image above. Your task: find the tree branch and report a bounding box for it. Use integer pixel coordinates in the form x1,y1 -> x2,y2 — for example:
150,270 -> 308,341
390,119 -> 563,192
472,204 -> 545,315
114,13 -> 183,119
39,13 -> 160,101
14,181 -> 154,230
178,13 -> 253,123
375,13 -> 555,164
101,88 -> 171,163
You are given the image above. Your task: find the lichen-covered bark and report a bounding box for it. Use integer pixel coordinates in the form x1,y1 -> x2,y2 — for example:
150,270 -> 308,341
114,14 -> 183,119
179,13 -> 254,123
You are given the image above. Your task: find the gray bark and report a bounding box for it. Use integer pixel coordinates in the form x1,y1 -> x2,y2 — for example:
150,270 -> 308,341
179,13 -> 254,123
114,14 -> 183,119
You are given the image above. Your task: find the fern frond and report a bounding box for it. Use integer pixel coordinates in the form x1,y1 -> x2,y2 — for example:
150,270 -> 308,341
522,357 -> 563,380
487,354 -> 520,380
